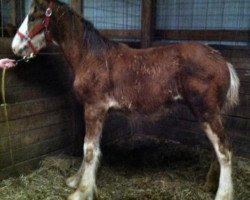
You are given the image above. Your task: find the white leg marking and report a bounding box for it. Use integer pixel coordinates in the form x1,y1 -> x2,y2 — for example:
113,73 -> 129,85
203,123 -> 233,200
66,162 -> 84,188
81,142 -> 100,186
68,142 -> 100,200
12,15 -> 29,53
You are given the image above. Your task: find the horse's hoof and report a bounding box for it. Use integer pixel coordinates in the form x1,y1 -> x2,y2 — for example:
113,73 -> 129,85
67,187 -> 97,200
66,176 -> 80,189
215,193 -> 233,200
215,188 -> 233,200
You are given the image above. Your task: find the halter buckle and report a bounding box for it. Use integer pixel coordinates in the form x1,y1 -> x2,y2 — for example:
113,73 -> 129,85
45,8 -> 52,17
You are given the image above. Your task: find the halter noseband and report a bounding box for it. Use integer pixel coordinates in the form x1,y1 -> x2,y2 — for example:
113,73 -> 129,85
17,1 -> 54,54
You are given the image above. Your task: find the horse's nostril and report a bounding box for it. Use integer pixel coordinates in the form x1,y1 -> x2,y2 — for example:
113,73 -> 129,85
12,47 -> 22,56
17,49 -> 24,56
13,47 -> 17,54
13,46 -> 18,52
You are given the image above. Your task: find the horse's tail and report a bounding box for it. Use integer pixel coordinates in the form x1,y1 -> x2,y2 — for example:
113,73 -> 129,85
223,62 -> 240,112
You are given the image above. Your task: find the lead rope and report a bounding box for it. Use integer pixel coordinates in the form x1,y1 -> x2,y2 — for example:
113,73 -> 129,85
1,56 -> 36,168
1,67 -> 14,166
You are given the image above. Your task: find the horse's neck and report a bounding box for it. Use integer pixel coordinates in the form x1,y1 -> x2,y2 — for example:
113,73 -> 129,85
52,5 -> 88,69
52,5 -> 111,72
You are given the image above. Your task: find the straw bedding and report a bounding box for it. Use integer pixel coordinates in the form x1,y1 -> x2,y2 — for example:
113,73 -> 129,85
0,142 -> 249,200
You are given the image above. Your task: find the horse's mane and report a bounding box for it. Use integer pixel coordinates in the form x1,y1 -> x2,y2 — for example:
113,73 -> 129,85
82,19 -> 115,57
58,0 -> 116,57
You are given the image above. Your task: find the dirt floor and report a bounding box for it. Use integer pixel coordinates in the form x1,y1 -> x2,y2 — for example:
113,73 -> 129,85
0,142 -> 249,200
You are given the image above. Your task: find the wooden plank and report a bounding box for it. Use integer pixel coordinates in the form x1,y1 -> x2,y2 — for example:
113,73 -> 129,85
240,82 -> 250,95
14,0 -> 22,26
99,29 -> 140,40
0,122 -> 71,153
10,0 -> 17,25
141,0 -> 155,48
0,96 -> 69,122
236,69 -> 250,82
227,109 -> 250,119
0,147 -> 70,180
0,134 -> 70,169
238,94 -> 250,107
3,86 -> 66,104
229,58 -> 250,63
221,50 -> 250,59
70,0 -> 83,15
224,116 -> 250,131
155,30 -> 250,42
0,109 -> 71,138
0,38 -> 14,55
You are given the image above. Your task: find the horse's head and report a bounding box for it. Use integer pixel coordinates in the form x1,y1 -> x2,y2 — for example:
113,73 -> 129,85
12,0 -> 55,57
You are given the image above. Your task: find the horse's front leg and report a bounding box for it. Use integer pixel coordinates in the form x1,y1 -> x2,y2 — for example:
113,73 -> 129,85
68,103 -> 106,200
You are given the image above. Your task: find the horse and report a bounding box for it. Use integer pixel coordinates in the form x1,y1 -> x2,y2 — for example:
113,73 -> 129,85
11,1 -> 239,200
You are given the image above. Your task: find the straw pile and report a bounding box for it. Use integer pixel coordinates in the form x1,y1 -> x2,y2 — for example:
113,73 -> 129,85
0,142 -> 249,200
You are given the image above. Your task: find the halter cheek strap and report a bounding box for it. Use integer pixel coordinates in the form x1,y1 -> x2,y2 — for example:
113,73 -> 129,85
17,1 -> 54,54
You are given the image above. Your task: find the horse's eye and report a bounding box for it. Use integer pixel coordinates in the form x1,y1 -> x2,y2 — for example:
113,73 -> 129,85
29,16 -> 36,22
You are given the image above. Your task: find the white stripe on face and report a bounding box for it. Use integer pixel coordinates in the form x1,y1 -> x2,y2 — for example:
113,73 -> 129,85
12,15 -> 47,57
12,15 -> 28,55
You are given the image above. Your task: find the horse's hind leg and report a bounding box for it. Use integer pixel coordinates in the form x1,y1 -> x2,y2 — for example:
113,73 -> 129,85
68,103 -> 106,200
202,115 -> 233,200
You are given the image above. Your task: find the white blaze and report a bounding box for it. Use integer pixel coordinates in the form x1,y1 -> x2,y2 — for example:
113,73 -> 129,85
12,15 -> 47,57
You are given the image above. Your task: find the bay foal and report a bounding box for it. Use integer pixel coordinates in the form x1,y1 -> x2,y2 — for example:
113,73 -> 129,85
12,1 -> 239,200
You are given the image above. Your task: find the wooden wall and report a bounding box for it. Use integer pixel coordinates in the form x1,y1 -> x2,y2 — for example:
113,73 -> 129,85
0,38 -> 77,179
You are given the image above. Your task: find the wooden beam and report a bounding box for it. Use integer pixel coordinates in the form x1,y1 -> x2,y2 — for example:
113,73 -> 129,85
10,0 -> 17,25
0,123 -> 71,154
0,96 -> 68,122
70,0 -> 83,15
155,30 -> 250,42
141,0 -> 156,48
14,0 -> 23,26
0,38 -> 14,55
99,29 -> 140,39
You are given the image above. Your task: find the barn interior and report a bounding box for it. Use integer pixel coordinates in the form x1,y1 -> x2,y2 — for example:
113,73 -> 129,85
0,0 -> 249,200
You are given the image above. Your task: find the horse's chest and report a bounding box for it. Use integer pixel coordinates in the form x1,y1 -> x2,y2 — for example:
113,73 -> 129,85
73,76 -> 96,101
73,71 -> 110,102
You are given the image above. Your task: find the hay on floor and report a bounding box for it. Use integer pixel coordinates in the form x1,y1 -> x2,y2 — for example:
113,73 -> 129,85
0,142 -> 249,200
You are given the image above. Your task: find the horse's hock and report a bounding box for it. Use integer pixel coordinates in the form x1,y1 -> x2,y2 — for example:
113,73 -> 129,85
0,1 -> 250,200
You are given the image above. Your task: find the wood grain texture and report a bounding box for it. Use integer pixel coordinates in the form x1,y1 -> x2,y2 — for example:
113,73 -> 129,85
0,45 -> 75,176
0,134 -> 70,169
141,0 -> 155,48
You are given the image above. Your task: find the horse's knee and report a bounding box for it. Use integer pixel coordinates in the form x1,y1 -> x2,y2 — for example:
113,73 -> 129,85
218,146 -> 232,166
85,147 -> 94,163
84,143 -> 100,163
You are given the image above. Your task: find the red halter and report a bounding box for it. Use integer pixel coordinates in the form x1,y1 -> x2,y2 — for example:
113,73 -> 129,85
17,1 -> 54,54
